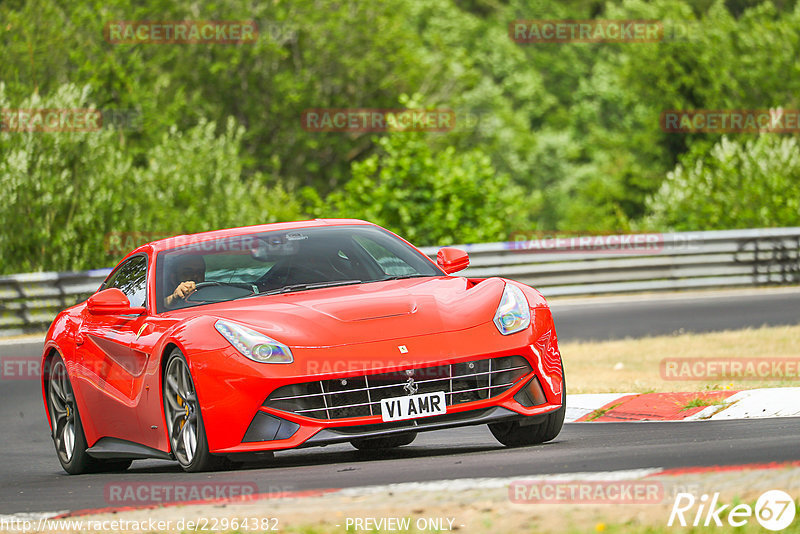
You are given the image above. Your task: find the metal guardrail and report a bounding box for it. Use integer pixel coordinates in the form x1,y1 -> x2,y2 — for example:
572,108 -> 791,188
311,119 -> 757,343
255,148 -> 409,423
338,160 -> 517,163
0,269 -> 111,336
421,227 -> 800,296
2,228 -> 799,336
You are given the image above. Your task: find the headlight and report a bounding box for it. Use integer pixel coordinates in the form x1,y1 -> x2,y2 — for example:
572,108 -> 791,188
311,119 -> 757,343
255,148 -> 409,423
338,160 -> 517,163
493,283 -> 531,335
214,320 -> 293,364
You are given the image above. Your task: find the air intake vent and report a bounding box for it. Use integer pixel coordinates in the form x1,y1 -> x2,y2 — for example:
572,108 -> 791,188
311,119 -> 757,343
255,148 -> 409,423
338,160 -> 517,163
264,356 -> 531,420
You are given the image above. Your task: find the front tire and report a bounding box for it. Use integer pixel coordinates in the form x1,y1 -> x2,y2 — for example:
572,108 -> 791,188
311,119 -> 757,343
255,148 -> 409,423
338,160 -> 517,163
46,354 -> 96,474
163,348 -> 227,472
489,368 -> 566,447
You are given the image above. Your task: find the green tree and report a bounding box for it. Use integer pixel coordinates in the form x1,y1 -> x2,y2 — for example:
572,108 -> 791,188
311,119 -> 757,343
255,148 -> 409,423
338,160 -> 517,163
646,135 -> 800,230
3,0 -> 800,274
315,131 -> 538,246
0,83 -> 303,274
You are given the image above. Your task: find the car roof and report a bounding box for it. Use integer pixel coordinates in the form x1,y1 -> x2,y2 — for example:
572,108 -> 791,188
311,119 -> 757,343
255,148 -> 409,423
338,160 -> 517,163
137,219 -> 376,255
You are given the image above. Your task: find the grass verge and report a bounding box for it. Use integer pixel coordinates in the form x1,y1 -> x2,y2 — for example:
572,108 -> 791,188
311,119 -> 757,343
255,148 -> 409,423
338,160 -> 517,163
561,324 -> 800,394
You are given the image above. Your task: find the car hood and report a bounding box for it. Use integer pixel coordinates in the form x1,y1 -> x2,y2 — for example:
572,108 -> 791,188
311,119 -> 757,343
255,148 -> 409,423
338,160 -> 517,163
182,277 -> 506,347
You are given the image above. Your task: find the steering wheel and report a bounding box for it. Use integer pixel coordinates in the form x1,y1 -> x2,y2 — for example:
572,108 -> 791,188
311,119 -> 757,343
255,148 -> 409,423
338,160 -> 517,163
256,263 -> 330,291
288,264 -> 330,282
184,281 -> 255,302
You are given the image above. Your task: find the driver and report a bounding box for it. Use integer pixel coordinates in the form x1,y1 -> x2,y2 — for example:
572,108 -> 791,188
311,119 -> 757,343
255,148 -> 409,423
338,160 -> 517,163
164,254 -> 206,309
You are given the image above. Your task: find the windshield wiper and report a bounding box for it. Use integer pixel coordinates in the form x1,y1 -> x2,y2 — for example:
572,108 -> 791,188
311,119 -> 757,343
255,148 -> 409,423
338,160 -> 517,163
258,279 -> 364,296
377,274 -> 435,281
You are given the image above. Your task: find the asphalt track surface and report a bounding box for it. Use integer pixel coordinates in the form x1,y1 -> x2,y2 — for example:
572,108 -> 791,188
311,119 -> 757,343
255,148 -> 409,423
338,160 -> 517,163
2,289 -> 800,514
549,287 -> 800,342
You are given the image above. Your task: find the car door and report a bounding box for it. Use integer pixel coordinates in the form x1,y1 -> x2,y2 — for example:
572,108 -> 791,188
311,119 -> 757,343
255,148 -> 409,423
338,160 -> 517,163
75,254 -> 151,445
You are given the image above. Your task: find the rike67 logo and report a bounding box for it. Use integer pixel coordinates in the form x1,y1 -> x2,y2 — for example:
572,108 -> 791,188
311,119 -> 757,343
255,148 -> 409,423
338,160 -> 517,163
669,490 -> 796,531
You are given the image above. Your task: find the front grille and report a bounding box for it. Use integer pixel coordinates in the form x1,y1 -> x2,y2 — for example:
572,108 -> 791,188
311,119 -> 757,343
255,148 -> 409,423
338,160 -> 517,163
264,356 -> 531,420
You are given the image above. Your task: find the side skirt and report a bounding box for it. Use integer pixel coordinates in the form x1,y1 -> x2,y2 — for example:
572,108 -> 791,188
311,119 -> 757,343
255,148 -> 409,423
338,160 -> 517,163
86,437 -> 173,461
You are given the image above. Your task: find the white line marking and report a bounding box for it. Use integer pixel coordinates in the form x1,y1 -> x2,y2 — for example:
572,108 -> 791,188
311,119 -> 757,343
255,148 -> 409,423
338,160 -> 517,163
337,468 -> 664,497
565,393 -> 633,422
686,388 -> 800,421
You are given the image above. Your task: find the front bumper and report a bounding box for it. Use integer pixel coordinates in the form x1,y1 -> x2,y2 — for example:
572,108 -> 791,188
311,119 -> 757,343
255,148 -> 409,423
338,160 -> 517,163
248,406 -> 550,450
191,309 -> 563,454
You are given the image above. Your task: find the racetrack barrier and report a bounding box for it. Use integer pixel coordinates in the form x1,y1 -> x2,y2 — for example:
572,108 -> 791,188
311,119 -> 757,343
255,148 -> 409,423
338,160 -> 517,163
1,227 -> 798,336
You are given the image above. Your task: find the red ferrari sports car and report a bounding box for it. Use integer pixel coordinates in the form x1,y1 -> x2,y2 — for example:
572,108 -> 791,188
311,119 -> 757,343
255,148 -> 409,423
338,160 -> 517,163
41,220 -> 565,473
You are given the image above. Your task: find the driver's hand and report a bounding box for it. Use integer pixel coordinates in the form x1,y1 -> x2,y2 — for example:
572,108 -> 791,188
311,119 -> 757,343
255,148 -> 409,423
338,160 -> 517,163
172,281 -> 197,300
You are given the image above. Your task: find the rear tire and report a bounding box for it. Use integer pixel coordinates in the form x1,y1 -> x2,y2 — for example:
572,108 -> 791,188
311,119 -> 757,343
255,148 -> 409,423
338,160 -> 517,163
163,348 -> 228,472
489,368 -> 566,447
350,432 -> 417,450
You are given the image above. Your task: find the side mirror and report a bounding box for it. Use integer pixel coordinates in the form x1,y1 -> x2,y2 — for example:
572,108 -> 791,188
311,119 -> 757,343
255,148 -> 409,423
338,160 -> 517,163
437,247 -> 470,274
87,288 -> 146,315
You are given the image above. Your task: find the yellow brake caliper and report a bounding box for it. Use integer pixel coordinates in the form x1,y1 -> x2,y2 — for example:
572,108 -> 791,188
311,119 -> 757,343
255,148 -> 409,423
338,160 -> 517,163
177,394 -> 187,429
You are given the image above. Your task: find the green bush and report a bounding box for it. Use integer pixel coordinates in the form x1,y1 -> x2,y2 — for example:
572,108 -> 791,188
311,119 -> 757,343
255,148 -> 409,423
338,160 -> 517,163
315,131 -> 537,246
646,135 -> 800,230
0,84 -> 304,273
3,0 -> 800,275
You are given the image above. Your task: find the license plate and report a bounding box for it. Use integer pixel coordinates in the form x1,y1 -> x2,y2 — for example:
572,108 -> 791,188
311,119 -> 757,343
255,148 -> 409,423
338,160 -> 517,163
380,391 -> 446,422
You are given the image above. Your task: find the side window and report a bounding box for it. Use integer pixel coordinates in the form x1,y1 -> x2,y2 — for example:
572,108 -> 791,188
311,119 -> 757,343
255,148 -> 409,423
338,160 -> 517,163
103,255 -> 148,308
353,236 -> 416,276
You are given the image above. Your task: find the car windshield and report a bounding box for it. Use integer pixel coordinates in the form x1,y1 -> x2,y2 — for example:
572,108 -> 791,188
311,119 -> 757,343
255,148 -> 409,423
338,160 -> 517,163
155,225 -> 442,312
